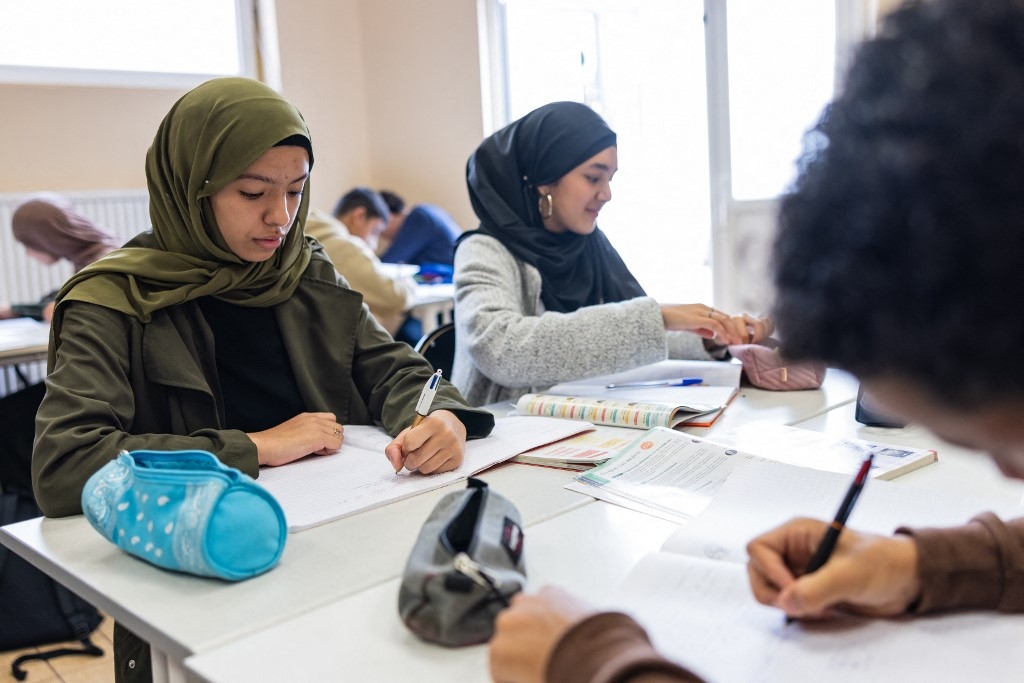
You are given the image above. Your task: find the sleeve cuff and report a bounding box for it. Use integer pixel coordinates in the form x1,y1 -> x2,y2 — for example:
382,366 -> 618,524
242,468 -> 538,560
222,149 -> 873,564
897,513 -> 1024,613
547,612 -> 705,683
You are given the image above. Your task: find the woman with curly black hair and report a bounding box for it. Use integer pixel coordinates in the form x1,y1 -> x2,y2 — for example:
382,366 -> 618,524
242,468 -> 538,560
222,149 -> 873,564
489,1 -> 1024,681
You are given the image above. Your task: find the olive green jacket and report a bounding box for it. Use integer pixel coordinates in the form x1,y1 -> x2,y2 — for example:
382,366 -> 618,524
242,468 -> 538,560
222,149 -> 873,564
32,252 -> 493,518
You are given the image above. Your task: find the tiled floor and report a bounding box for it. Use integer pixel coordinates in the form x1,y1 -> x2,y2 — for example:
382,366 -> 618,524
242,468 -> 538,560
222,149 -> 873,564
0,615 -> 114,683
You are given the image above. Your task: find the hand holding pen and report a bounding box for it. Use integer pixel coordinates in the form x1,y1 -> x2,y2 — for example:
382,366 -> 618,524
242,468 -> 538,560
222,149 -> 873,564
784,454 -> 873,623
385,370 -> 468,475
746,455 -> 923,621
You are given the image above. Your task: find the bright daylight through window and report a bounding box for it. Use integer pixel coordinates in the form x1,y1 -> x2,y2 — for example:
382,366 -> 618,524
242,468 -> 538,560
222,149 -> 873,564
0,0 -> 250,87
497,0 -> 838,303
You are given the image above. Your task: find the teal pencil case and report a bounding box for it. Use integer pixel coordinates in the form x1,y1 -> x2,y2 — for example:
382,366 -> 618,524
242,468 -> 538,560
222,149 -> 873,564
81,449 -> 287,581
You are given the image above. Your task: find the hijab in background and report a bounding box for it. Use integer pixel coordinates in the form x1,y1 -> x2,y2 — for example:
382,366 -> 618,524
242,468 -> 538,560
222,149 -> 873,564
12,194 -> 120,271
463,101 -> 645,313
53,77 -> 314,343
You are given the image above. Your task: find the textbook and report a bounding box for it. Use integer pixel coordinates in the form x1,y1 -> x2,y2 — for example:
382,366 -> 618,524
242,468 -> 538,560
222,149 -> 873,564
517,359 -> 743,429
566,423 -> 939,523
510,424 -> 637,470
604,460 -> 1024,682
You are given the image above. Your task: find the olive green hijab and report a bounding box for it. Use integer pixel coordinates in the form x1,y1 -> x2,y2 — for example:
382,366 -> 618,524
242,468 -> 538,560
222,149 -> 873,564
51,77 -> 314,360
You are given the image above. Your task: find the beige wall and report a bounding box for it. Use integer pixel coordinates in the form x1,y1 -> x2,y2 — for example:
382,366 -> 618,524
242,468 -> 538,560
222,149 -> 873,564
0,84 -> 182,193
0,0 -> 486,227
275,0 -> 372,213
359,0 -> 486,229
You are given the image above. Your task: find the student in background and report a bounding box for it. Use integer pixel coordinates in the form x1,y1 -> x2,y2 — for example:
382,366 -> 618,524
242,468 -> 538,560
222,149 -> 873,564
0,196 -> 122,499
377,190 -> 462,267
31,77 -> 493,683
304,187 -> 418,338
488,1 -> 1024,681
453,101 -> 771,406
0,194 -> 120,322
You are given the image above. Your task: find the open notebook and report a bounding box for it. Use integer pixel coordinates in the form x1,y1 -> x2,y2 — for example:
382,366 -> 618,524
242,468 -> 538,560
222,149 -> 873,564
517,359 -> 742,429
607,460 -> 1024,682
255,416 -> 589,531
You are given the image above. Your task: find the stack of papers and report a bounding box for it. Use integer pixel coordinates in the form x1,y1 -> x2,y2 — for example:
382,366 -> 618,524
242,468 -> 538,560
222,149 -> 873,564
567,423 -> 940,524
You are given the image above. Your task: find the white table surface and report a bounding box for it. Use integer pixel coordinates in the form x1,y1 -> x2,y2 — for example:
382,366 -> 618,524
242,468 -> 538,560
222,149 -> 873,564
408,283 -> 455,335
186,504 -> 679,683
796,401 -> 1024,505
185,383 -> 1024,683
0,464 -> 586,672
0,370 -> 862,682
0,316 -> 49,365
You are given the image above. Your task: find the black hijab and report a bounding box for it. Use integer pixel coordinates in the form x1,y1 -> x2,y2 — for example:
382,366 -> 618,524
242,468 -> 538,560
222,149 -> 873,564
462,101 -> 645,313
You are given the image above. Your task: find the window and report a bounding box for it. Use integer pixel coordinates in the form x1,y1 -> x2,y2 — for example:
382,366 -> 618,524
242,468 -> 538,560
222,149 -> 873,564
0,0 -> 260,89
725,0 -> 837,200
485,0 -> 871,311
494,0 -> 713,303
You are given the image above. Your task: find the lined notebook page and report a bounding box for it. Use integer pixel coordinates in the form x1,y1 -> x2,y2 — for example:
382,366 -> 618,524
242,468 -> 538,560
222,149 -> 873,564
613,552 -> 1024,682
661,459 -> 1024,564
256,416 -> 589,531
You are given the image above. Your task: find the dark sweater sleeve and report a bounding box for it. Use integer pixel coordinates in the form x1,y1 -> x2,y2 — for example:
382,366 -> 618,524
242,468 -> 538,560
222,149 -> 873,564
546,612 -> 706,683
897,513 -> 1024,613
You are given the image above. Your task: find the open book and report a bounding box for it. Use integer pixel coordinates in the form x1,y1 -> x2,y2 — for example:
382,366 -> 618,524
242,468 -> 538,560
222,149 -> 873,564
510,424 -> 636,470
255,416 -> 590,531
566,423 -> 939,524
517,359 -> 742,429
605,460 -> 1024,682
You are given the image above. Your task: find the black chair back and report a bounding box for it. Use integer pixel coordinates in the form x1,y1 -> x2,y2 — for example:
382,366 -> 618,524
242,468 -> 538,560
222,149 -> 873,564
413,322 -> 456,379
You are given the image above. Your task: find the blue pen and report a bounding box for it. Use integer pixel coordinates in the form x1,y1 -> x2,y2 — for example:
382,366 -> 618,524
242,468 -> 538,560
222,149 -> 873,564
605,377 -> 703,389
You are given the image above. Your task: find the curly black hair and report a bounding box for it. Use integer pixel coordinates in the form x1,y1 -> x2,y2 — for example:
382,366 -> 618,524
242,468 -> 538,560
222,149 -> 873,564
773,0 -> 1024,408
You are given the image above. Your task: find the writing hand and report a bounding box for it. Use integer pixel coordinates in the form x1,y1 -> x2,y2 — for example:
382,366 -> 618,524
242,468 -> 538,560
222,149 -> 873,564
660,304 -> 743,344
248,412 -> 344,466
746,517 -> 921,620
385,409 -> 467,474
489,586 -> 597,683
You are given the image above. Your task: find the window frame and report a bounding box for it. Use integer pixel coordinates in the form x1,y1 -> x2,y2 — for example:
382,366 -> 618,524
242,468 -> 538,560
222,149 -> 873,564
704,0 -> 874,312
0,0 -> 261,90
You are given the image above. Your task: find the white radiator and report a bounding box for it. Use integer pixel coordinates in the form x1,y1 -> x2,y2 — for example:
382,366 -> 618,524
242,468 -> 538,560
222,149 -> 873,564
0,189 -> 150,395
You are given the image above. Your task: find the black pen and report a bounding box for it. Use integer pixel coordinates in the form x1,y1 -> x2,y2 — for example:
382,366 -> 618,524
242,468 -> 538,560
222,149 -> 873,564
787,453 -> 874,624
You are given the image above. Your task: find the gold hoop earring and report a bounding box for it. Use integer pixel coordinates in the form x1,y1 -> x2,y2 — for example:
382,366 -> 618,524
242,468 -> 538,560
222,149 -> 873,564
538,193 -> 554,219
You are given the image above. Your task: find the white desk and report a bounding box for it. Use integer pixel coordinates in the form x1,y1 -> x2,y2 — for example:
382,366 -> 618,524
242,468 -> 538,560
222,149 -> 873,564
186,504 -> 679,683
408,283 -> 454,335
796,401 -> 1024,505
0,317 -> 49,366
0,372 -> 868,683
684,367 -> 859,435
184,383 -> 1023,683
0,463 -> 587,683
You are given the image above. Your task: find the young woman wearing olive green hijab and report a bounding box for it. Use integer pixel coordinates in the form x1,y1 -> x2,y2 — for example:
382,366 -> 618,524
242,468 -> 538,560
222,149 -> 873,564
31,78 -> 494,682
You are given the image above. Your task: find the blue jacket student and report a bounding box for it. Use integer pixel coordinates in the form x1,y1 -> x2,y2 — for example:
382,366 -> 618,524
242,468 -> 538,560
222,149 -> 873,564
379,203 -> 462,266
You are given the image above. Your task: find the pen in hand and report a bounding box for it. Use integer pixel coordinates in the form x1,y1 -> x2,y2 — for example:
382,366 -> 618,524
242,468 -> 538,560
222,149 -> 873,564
786,453 -> 874,624
606,377 -> 703,389
397,369 -> 442,473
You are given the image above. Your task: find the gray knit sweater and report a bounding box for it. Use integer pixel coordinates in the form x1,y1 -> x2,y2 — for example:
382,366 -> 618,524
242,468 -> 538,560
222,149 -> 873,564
451,234 -> 714,406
